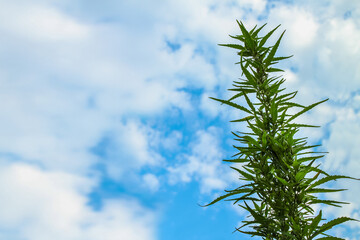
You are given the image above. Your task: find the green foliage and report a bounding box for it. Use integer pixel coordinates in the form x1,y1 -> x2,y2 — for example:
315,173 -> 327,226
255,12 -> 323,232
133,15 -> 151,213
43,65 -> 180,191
205,21 -> 360,239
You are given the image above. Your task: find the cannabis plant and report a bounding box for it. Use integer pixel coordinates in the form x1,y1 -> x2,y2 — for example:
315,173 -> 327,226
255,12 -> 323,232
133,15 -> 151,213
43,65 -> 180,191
205,21 -> 360,239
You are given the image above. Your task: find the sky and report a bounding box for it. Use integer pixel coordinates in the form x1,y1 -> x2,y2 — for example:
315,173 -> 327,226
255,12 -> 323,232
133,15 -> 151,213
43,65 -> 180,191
0,0 -> 360,239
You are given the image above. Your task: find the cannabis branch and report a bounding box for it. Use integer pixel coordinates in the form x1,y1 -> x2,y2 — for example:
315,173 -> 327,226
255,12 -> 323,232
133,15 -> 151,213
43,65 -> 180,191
204,21 -> 359,240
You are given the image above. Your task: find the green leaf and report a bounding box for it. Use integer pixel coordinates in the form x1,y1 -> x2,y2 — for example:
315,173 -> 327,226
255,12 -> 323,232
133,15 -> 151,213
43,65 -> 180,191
235,229 -> 265,237
307,210 -> 322,235
266,67 -> 284,73
315,237 -> 345,240
245,118 -> 262,136
279,101 -> 305,108
309,175 -> 360,190
275,91 -> 297,102
218,43 -> 245,51
231,166 -> 255,181
259,24 -> 280,48
297,155 -> 325,164
310,199 -> 350,207
200,188 -> 253,207
306,188 -> 347,194
237,20 -> 255,52
248,24 -> 258,35
240,61 -> 257,86
307,166 -> 330,177
270,100 -> 278,121
242,91 -> 256,113
242,135 -> 260,147
251,23 -> 267,37
311,217 -> 359,238
229,34 -> 244,42
273,55 -> 293,61
295,170 -> 306,182
242,201 -> 267,224
287,98 -> 329,123
228,196 -> 259,204
227,92 -> 244,102
223,158 -> 249,163
261,131 -> 267,145
287,123 -> 320,128
209,97 -> 252,114
274,175 -> 289,186
230,116 -> 254,123
264,30 -> 285,67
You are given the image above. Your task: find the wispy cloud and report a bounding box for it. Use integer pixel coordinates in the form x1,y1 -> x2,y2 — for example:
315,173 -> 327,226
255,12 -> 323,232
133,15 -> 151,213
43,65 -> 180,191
0,163 -> 157,240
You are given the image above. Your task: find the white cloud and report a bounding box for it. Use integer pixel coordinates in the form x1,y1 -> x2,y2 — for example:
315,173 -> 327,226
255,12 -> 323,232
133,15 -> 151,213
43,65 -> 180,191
267,5 -> 319,50
322,106 -> 360,177
83,199 -> 157,240
160,130 -> 183,151
143,173 -> 160,192
240,0 -> 267,14
0,0 -> 194,175
168,127 -> 231,193
0,162 -> 157,240
96,120 -> 164,181
263,2 -> 360,102
0,3 -> 90,41
200,92 -> 222,117
0,81 -> 108,173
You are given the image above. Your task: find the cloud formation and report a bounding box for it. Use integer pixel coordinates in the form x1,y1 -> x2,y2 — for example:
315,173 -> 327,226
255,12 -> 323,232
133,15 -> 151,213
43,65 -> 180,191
0,163 -> 157,240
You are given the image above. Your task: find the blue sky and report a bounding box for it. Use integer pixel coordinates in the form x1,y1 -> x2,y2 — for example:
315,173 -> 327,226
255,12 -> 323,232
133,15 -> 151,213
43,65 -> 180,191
0,0 -> 360,239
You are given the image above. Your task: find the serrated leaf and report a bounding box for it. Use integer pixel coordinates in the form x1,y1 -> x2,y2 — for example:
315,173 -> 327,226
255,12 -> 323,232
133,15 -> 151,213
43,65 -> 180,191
310,199 -> 349,207
245,118 -> 263,135
266,67 -> 284,72
307,210 -> 322,235
242,91 -> 255,113
223,158 -> 249,163
242,201 -> 267,224
311,217 -> 359,238
307,188 -> 347,194
200,188 -> 253,207
287,123 -> 320,128
218,43 -> 245,50
231,166 -> 255,181
297,155 -> 325,164
264,30 -> 285,66
273,55 -> 293,61
309,175 -> 360,190
251,23 -> 267,37
227,92 -> 244,102
315,237 -> 345,240
229,34 -> 244,41
259,24 -> 280,48
240,61 -> 256,86
237,20 -> 256,52
279,101 -> 305,108
287,98 -> 329,123
231,116 -> 255,123
248,24 -> 258,35
209,97 -> 252,114
275,91 -> 297,101
242,135 -> 260,147
235,229 -> 265,237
